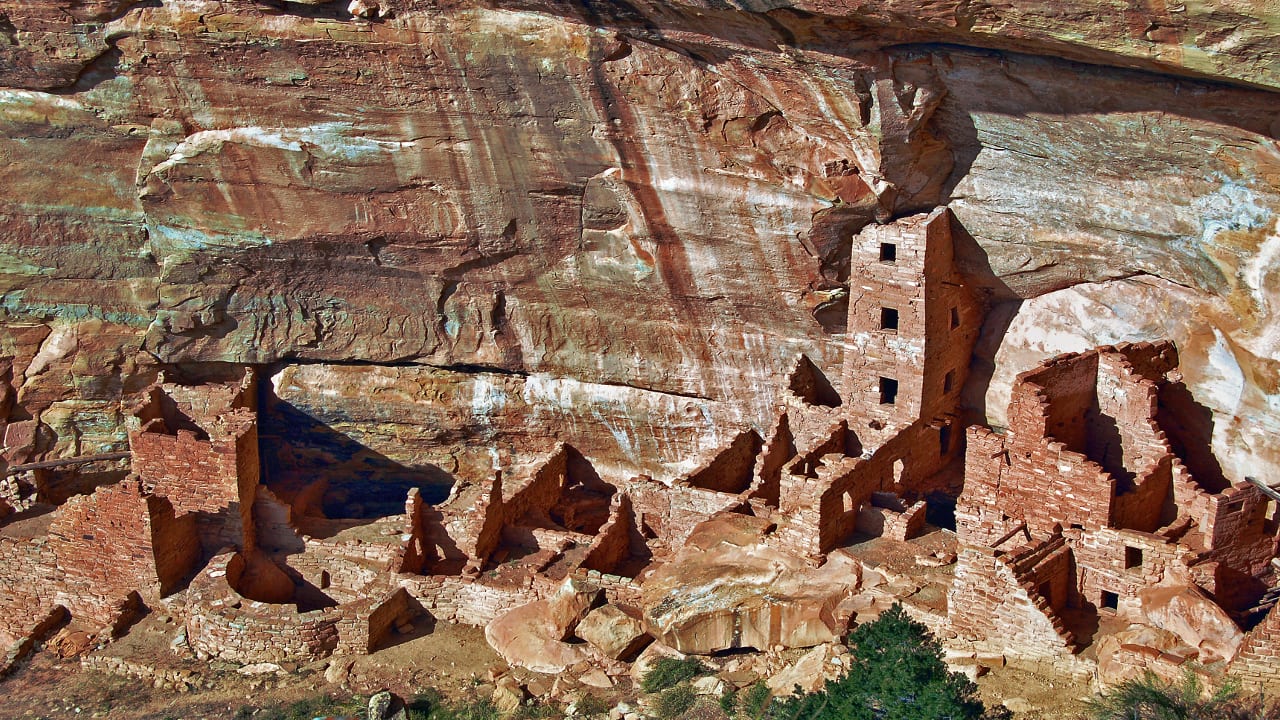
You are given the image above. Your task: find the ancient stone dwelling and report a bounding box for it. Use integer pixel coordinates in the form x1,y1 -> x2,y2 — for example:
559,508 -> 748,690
0,207 -> 1277,695
949,342 -> 1280,679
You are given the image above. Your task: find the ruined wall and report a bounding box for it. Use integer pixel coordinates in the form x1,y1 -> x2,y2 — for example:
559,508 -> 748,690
184,552 -> 340,664
0,536 -> 58,651
948,542 -> 1076,658
684,430 -> 762,495
129,412 -> 259,554
48,479 -> 198,625
1231,603 -> 1280,694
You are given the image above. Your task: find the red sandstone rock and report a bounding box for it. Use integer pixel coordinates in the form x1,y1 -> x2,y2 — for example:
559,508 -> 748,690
575,605 -> 651,661
640,514 -> 861,654
484,578 -> 602,674
1138,584 -> 1244,665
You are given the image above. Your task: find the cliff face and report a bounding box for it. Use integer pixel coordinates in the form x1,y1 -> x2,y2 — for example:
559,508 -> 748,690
1,0 -> 1277,482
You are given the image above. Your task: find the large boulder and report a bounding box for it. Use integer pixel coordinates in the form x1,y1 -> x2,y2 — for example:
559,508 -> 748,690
484,578 -> 602,674
640,514 -> 861,654
1137,584 -> 1244,664
575,605 -> 652,661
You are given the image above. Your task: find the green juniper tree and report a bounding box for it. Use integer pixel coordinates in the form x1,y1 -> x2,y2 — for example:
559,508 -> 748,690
768,604 -> 1004,720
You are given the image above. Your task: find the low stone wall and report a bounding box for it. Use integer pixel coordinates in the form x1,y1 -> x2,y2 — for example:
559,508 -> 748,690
184,552 -> 339,664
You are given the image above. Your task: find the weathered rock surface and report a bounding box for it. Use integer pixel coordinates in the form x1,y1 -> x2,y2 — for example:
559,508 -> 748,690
484,578 -> 601,674
640,514 -> 861,654
0,0 -> 1275,490
1137,584 -> 1244,664
575,605 -> 651,661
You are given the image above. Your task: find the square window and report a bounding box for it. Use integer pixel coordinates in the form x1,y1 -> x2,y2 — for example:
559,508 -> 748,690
879,242 -> 897,262
1101,591 -> 1119,610
880,307 -> 899,331
879,377 -> 899,405
1125,546 -> 1143,569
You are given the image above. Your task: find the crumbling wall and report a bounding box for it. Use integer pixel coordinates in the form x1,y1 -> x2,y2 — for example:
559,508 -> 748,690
335,587 -> 420,655
48,478 -> 198,626
129,410 -> 259,554
1231,602 -> 1280,694
0,535 -> 58,650
748,412 -> 794,509
948,541 -> 1076,659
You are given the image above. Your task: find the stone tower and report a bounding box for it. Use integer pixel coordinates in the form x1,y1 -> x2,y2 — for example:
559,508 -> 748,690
840,207 -> 979,455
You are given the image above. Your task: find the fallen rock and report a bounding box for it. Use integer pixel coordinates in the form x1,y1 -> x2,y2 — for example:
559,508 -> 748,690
1137,584 -> 1244,663
1003,697 -> 1034,714
629,642 -> 688,685
691,675 -> 725,696
485,578 -> 603,674
324,656 -> 356,686
493,677 -> 527,715
580,669 -> 614,689
1095,624 -> 1195,686
368,690 -> 408,720
576,605 -> 651,661
766,644 -> 840,696
641,515 -> 861,654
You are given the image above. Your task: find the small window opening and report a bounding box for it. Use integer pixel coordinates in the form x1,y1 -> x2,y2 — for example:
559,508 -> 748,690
843,493 -> 855,513
939,425 -> 952,454
950,306 -> 960,329
1125,546 -> 1143,569
943,370 -> 955,394
880,307 -> 899,331
879,377 -> 899,405
1101,591 -> 1119,610
1037,581 -> 1053,605
319,570 -> 331,590
879,242 -> 897,262
892,458 -> 905,484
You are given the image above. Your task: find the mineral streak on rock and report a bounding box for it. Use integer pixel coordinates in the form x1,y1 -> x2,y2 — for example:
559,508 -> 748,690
0,0 -> 1279,703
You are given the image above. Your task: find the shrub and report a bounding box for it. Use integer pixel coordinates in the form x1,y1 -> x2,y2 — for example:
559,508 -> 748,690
767,604 -> 1003,720
654,684 -> 698,720
739,683 -> 771,720
1086,671 -> 1278,720
642,657 -> 711,693
577,694 -> 612,718
721,687 -> 739,715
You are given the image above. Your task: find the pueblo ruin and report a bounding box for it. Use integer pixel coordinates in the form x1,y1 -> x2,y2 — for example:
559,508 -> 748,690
2,207 -> 1277,700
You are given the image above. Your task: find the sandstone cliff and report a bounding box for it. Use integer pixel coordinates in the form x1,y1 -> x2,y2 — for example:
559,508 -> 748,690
0,0 -> 1277,484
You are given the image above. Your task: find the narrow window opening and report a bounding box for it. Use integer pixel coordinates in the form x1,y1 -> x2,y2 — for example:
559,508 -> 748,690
892,459 -> 905,484
950,306 -> 960,329
1125,546 -> 1143,569
880,307 -> 899,331
842,493 -> 855,513
319,570 -> 331,590
879,242 -> 897,263
879,377 -> 899,405
943,370 -> 955,394
1101,591 -> 1119,610
939,426 -> 952,454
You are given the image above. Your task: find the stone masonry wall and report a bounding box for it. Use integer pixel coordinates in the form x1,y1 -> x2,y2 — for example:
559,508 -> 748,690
948,541 -> 1076,659
48,478 -> 198,626
1231,602 -> 1280,694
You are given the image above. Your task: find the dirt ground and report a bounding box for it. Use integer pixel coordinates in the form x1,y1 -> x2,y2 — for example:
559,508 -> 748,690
0,618 -> 506,720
